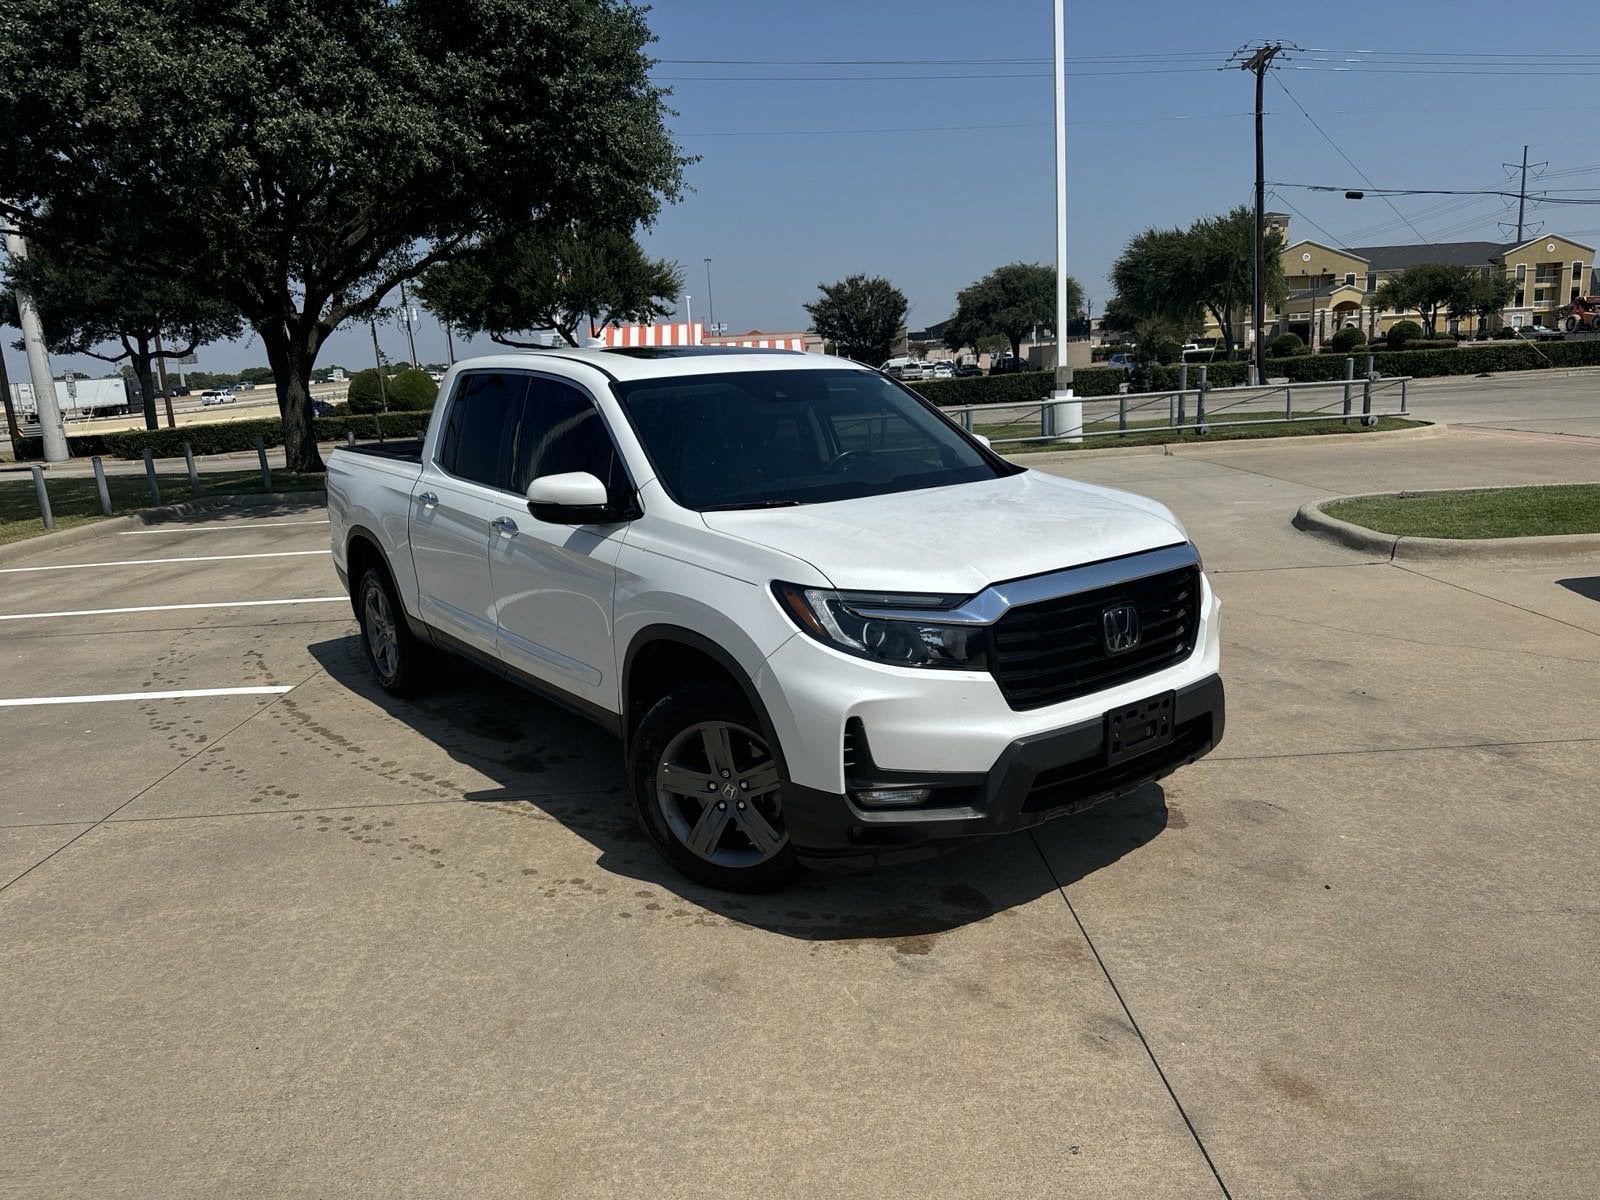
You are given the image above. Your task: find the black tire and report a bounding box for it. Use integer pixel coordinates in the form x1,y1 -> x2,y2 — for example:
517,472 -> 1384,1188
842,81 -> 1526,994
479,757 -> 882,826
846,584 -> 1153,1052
629,683 -> 800,892
355,564 -> 430,697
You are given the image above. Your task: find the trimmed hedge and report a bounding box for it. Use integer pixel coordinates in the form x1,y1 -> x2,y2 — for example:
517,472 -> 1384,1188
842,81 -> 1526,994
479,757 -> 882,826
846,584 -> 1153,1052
388,368 -> 438,410
15,410 -> 435,461
1268,332 -> 1307,358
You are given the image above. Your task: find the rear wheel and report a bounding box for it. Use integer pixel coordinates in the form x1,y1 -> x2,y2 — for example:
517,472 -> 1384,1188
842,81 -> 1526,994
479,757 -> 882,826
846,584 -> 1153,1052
630,684 -> 799,891
356,565 -> 429,696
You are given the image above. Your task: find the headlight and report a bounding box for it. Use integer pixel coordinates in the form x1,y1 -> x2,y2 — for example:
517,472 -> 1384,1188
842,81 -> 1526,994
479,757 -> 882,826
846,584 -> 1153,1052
772,582 -> 987,670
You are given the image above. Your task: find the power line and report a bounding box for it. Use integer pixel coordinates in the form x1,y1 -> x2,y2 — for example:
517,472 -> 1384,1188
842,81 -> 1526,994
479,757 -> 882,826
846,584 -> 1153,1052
679,112 -> 1255,137
1271,73 -> 1433,244
1270,181 -> 1600,205
655,67 -> 1217,81
1266,189 -> 1349,249
657,52 -> 1230,65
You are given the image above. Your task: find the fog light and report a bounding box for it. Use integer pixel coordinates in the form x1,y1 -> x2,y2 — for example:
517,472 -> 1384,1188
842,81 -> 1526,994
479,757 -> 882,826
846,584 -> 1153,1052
852,786 -> 933,808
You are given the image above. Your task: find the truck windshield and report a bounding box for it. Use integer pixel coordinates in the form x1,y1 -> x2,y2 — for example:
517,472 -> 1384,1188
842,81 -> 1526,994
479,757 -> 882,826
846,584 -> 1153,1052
614,368 -> 1014,511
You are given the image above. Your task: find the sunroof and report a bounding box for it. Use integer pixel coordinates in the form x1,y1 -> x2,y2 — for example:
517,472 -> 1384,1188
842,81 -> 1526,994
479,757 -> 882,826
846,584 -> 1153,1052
602,346 -> 803,358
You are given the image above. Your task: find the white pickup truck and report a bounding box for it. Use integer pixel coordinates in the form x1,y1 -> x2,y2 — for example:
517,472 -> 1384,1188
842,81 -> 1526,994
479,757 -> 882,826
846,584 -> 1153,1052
327,347 -> 1224,890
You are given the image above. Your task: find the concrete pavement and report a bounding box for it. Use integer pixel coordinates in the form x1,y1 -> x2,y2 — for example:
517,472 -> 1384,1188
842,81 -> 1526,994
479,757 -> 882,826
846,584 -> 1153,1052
2,423 -> 1599,1198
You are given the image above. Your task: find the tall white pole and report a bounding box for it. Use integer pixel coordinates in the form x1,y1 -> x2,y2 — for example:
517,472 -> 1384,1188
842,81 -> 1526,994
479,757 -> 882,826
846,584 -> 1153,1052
1051,0 -> 1081,441
685,295 -> 693,326
2,219 -> 69,461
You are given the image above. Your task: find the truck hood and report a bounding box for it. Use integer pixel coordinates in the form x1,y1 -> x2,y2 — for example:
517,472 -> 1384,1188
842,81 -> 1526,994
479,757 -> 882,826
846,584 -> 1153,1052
700,470 -> 1189,594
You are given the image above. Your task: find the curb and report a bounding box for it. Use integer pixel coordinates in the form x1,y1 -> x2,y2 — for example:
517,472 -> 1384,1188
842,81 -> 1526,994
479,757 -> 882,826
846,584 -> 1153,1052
1013,420 -> 1444,464
1293,484 -> 1600,562
0,490 -> 327,565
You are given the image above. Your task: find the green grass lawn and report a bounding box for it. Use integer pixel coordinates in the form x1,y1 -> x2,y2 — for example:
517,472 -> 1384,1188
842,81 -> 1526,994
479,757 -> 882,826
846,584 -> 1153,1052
976,408 -> 1421,452
0,469 -> 325,545
1324,484 -> 1600,539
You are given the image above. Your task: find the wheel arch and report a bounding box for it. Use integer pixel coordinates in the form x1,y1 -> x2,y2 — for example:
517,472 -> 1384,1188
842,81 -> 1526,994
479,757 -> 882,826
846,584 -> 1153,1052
621,626 -> 787,774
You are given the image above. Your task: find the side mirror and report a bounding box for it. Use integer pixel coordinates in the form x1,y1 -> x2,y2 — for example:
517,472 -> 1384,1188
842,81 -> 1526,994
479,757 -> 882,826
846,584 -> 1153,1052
526,472 -> 626,525
974,434 -> 992,449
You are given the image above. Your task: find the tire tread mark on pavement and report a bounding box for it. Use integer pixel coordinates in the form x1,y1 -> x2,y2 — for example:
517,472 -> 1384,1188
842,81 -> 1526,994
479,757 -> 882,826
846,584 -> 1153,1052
1205,734 -> 1600,763
1029,833 -> 1234,1200
0,670 -> 318,899
1393,563 -> 1600,644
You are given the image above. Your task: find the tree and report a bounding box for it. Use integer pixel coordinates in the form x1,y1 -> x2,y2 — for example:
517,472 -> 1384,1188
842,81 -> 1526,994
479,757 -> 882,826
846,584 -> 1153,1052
1449,271 -> 1515,335
804,275 -> 908,364
1371,264 -> 1480,337
1110,207 -> 1285,355
3,242 -> 241,429
416,223 -> 682,348
946,263 -> 1082,360
0,0 -> 688,471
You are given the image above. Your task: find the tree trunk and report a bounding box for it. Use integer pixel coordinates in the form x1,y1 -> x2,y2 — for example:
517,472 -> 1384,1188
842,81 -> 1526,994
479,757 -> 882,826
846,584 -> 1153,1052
0,345 -> 22,450
1008,333 -> 1022,359
133,336 -> 159,430
262,323 -> 326,474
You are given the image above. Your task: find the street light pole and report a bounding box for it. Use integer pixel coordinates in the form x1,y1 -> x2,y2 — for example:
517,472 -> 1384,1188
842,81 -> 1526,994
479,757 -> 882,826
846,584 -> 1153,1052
704,258 -> 716,329
1050,0 -> 1081,441
399,279 -> 419,368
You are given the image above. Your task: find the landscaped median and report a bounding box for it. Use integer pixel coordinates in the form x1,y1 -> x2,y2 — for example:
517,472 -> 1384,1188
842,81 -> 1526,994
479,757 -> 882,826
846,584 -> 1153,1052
984,412 -> 1425,453
0,470 -> 327,547
1295,483 -> 1600,561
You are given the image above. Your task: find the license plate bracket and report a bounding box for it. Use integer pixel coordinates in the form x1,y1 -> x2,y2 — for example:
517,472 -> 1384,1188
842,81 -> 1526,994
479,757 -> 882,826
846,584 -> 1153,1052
1104,691 -> 1176,766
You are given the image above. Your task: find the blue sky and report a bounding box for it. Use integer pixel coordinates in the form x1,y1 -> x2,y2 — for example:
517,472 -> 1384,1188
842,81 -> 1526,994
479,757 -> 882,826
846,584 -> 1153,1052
14,0 -> 1600,378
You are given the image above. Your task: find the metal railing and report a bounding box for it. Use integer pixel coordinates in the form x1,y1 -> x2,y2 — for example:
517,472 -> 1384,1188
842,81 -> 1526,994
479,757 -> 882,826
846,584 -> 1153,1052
940,358 -> 1412,447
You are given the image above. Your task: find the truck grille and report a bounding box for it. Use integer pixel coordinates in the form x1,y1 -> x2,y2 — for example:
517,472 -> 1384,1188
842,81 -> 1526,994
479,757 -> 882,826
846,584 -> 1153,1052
989,563 -> 1200,711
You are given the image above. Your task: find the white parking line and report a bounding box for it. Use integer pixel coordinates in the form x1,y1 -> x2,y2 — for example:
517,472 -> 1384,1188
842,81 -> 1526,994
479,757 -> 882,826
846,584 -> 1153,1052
0,550 -> 331,575
116,520 -> 330,535
0,597 -> 347,622
0,686 -> 294,708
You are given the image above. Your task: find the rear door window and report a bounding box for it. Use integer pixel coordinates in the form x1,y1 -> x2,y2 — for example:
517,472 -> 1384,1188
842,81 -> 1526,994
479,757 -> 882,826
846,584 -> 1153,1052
436,372 -> 528,490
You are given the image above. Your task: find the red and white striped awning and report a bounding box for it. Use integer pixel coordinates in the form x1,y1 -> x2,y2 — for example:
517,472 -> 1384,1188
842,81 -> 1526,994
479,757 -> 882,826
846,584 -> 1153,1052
707,336 -> 806,351
590,322 -> 703,348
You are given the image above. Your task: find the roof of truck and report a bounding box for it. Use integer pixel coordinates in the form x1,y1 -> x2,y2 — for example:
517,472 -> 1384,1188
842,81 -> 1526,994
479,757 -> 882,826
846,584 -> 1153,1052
451,345 -> 864,383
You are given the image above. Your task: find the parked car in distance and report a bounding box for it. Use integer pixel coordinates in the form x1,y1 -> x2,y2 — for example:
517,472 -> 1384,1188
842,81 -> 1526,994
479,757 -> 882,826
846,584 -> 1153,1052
199,389 -> 234,406
232,381 -> 256,391
1181,343 -> 1216,359
1521,324 -> 1563,340
953,362 -> 983,377
1106,353 -> 1135,372
988,355 -> 1033,375
312,400 -> 338,417
327,347 -> 1225,890
930,361 -> 954,378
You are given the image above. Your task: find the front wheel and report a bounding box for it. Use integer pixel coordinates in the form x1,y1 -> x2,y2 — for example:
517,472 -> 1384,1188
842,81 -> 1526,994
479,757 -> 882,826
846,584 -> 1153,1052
629,684 -> 799,891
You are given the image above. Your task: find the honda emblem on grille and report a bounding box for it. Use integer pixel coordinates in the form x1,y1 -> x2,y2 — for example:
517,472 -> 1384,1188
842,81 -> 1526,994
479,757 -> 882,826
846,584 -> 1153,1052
1101,603 -> 1141,654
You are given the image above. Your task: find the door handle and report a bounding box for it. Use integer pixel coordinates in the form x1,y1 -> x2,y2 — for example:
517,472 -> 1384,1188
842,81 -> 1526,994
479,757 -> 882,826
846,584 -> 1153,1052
491,516 -> 519,537
418,491 -> 439,508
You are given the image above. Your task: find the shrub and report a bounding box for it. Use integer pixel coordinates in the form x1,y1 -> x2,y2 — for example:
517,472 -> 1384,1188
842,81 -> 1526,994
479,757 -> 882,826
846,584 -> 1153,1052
1268,332 -> 1306,358
387,367 -> 438,411
1327,326 -> 1366,353
1386,320 -> 1423,349
346,368 -> 388,413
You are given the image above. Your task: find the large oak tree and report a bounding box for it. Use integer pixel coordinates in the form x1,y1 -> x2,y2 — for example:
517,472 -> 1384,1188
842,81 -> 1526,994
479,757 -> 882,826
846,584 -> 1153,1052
804,275 -> 908,364
944,262 -> 1083,360
0,0 -> 688,471
415,224 -> 682,348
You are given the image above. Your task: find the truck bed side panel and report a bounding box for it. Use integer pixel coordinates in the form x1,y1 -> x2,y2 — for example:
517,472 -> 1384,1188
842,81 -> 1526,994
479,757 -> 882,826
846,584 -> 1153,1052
327,449 -> 426,620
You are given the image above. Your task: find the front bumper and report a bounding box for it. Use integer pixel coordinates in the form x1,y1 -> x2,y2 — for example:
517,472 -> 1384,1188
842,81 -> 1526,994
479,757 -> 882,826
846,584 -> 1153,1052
782,673 -> 1224,864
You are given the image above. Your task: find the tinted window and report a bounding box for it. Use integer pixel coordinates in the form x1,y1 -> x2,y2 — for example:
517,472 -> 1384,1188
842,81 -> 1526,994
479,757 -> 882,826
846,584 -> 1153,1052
615,368 -> 1012,511
510,378 -> 626,499
437,372 -> 526,489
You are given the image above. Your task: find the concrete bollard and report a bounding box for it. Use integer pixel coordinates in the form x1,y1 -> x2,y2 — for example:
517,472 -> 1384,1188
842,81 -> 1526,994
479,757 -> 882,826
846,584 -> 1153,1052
31,464 -> 53,530
91,456 -> 112,516
183,441 -> 200,497
143,449 -> 160,505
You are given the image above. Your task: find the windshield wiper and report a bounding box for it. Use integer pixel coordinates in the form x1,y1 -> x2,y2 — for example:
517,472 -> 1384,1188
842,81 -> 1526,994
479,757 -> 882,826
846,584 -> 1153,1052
698,499 -> 804,512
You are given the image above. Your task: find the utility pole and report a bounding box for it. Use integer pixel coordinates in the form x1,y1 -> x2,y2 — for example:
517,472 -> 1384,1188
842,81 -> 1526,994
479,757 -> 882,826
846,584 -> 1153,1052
0,344 -> 22,453
704,258 -> 716,329
1236,42 -> 1282,386
399,279 -> 419,368
444,322 -> 455,366
1050,0 -> 1080,440
2,216 -> 69,461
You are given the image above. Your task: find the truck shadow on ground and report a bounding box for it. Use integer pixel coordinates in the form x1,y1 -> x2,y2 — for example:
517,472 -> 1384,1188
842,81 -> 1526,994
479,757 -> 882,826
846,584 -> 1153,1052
309,634 -> 1171,942
1557,576 -> 1600,603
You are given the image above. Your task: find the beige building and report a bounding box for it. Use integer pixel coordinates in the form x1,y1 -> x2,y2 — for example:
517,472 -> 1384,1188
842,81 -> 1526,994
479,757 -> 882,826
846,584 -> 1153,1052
1206,216 -> 1594,345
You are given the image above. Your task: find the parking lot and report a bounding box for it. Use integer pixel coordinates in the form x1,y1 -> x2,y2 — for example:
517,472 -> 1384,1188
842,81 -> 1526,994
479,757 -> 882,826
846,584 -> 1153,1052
3,420 -> 1598,1198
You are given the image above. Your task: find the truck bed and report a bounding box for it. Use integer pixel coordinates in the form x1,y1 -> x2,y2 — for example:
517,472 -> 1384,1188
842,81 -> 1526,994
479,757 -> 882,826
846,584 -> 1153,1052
334,439 -> 424,464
